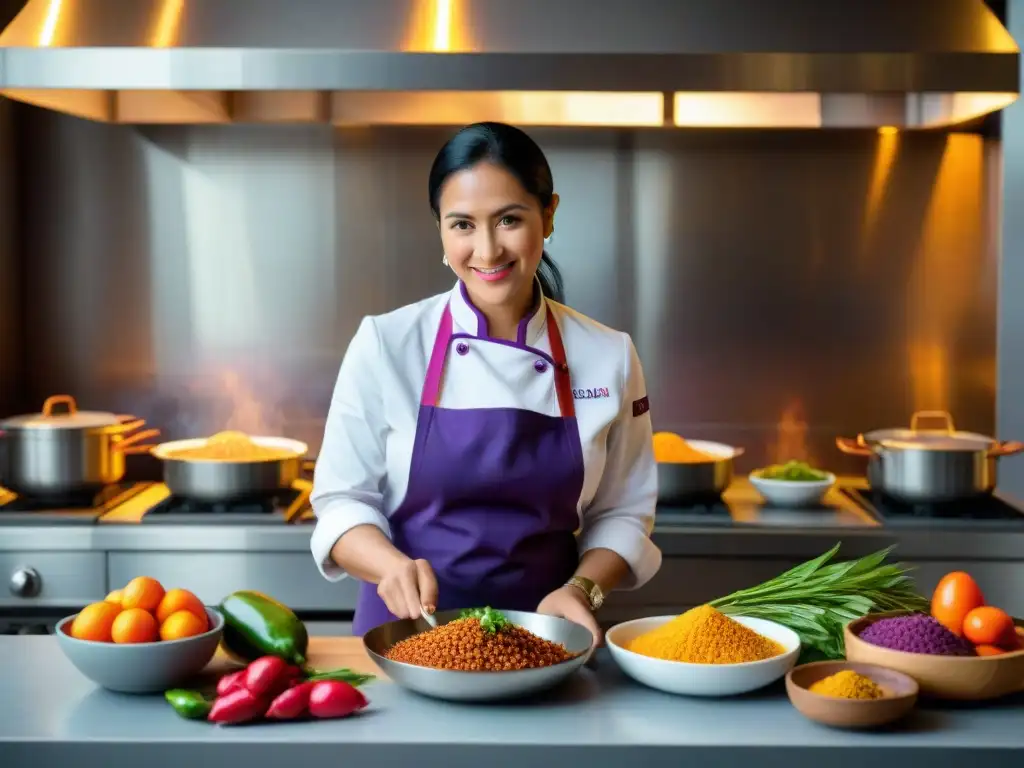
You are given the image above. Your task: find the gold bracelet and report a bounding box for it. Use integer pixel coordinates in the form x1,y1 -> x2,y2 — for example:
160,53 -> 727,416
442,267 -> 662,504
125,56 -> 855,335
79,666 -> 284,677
565,576 -> 604,610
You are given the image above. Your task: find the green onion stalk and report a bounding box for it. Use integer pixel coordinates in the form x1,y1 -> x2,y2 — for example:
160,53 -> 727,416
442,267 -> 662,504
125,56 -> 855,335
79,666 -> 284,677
707,543 -> 929,662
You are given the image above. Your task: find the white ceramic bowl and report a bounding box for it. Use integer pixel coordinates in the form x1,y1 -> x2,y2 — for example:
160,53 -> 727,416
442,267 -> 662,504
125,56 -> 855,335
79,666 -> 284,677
606,615 -> 801,697
749,471 -> 836,507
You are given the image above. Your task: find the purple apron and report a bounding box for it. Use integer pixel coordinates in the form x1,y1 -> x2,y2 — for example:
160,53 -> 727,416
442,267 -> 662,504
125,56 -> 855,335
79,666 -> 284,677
352,301 -> 585,635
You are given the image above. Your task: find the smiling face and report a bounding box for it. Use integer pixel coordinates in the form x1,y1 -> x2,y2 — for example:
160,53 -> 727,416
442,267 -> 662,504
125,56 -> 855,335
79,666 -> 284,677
437,161 -> 557,315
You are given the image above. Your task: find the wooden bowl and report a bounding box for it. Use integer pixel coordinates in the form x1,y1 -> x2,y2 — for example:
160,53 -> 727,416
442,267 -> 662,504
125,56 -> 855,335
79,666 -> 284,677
786,661 -> 918,729
845,611 -> 1024,701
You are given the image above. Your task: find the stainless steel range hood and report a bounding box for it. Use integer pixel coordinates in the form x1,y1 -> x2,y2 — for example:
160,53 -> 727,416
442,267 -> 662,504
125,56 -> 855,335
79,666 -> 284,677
0,0 -> 1019,128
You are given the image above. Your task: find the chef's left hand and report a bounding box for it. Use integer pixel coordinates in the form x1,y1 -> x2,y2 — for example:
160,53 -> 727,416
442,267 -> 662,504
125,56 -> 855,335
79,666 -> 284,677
537,586 -> 603,646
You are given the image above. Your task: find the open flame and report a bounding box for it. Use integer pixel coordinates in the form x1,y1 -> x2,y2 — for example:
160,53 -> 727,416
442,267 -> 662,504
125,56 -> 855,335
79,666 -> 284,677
767,399 -> 815,466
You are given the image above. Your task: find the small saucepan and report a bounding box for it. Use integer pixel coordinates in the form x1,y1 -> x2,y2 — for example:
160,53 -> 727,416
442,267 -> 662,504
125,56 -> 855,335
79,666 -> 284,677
836,410 -> 1024,503
654,433 -> 745,503
151,431 -> 310,501
0,394 -> 160,497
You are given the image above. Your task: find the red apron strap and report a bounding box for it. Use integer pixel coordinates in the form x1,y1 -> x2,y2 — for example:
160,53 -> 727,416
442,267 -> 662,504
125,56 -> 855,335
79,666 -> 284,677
545,307 -> 575,419
420,304 -> 454,406
421,302 -> 575,418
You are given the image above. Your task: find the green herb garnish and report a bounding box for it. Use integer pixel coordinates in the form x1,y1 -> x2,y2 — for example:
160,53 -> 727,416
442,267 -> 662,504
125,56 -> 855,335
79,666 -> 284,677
754,460 -> 830,482
708,543 -> 929,662
458,606 -> 511,634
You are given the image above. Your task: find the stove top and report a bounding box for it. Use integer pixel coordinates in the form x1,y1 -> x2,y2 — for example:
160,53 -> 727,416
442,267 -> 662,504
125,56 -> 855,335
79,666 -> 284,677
140,487 -> 308,525
0,484 -> 151,526
656,494 -> 734,526
842,488 -> 1024,528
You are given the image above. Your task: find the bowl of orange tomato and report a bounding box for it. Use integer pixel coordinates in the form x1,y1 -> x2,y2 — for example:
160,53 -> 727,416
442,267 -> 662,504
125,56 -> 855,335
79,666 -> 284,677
56,576 -> 224,693
845,571 -> 1024,701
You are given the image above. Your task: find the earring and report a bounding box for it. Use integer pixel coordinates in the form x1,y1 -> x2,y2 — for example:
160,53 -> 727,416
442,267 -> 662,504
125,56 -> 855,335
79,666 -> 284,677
544,231 -> 555,246
442,254 -> 449,266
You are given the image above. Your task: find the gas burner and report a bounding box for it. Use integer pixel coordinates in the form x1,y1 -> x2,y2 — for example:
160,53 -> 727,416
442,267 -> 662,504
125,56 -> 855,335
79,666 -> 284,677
0,484 -> 151,525
657,494 -> 733,525
141,488 -> 307,525
843,488 -> 1024,528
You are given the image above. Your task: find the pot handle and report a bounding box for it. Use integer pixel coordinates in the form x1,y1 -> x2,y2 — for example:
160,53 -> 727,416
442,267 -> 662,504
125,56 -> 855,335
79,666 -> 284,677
988,441 -> 1024,458
836,437 -> 873,457
113,428 -> 162,454
113,414 -> 147,433
42,394 -> 77,416
909,410 -> 955,433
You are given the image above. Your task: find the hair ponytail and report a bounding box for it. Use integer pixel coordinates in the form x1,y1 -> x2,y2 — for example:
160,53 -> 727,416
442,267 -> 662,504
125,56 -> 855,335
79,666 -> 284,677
537,251 -> 565,304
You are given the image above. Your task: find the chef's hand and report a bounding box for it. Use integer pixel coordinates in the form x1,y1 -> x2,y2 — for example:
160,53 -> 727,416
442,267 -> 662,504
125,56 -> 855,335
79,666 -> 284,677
537,586 -> 603,646
377,556 -> 439,620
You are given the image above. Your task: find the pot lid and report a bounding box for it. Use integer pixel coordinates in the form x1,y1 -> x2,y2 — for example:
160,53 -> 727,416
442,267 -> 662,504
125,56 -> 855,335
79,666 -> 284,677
0,396 -> 122,430
864,428 -> 996,451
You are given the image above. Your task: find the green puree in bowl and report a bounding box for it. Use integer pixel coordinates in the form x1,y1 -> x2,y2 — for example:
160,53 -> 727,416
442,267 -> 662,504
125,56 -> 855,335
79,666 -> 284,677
754,460 -> 829,482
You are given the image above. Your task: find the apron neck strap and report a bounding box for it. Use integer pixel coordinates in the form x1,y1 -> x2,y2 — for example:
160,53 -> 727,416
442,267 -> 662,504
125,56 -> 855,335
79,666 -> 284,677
421,302 -> 575,419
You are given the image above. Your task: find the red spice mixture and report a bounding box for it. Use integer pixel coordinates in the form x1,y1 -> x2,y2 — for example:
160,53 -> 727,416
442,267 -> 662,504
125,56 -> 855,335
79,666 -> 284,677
384,617 -> 575,671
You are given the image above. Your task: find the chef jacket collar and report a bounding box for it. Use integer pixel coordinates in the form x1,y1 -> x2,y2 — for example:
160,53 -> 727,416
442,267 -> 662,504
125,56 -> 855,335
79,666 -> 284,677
450,276 -> 547,347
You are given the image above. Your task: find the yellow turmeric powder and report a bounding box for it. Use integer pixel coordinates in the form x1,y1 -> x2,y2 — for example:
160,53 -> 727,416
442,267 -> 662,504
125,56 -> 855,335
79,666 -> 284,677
809,670 -> 885,700
627,605 -> 784,664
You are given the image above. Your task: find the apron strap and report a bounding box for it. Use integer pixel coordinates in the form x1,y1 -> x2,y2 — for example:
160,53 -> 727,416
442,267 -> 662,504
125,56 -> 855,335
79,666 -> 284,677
421,301 -> 575,420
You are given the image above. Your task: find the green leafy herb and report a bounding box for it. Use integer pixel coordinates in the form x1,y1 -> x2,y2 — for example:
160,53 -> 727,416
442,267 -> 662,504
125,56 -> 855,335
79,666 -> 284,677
458,606 -> 511,634
303,667 -> 375,686
753,460 -> 830,482
707,543 -> 929,661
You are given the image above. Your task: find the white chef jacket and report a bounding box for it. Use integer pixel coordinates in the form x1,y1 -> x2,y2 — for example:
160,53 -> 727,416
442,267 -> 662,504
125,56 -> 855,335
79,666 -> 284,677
310,281 -> 662,591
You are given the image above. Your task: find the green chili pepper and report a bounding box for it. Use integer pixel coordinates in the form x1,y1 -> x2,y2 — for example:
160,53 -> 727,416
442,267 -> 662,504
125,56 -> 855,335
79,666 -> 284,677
165,689 -> 213,720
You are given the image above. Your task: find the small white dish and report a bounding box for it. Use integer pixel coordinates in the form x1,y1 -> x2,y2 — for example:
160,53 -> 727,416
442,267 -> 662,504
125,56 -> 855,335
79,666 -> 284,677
749,471 -> 836,507
606,615 -> 801,697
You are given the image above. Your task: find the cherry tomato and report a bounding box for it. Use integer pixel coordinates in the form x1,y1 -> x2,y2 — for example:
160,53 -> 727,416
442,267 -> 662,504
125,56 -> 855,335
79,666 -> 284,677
973,644 -> 1006,656
962,606 -> 1016,647
931,572 -> 985,637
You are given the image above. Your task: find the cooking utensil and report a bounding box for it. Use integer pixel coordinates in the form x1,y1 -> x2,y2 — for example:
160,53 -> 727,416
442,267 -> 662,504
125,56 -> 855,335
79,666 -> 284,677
845,611 -> 1024,701
363,609 -> 594,702
836,410 -> 1024,503
606,615 -> 800,697
151,435 -> 309,501
0,395 -> 160,496
56,607 -> 224,694
419,607 -> 438,629
657,440 -> 744,503
786,661 -> 918,729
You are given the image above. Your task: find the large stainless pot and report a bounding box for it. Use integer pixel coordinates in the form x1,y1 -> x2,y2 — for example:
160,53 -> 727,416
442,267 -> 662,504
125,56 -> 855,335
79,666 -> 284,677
151,434 -> 309,501
657,439 -> 745,504
0,395 -> 160,496
836,410 -> 1024,503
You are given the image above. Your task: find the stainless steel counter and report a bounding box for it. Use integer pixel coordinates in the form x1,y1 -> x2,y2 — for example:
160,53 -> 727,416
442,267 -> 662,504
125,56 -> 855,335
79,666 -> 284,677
3,637 -> 1024,768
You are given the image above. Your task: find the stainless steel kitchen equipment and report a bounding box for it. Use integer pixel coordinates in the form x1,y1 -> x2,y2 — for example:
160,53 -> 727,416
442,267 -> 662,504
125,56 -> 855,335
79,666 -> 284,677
150,435 -> 309,502
363,609 -> 595,702
841,486 -> 1024,529
657,440 -> 745,504
0,483 -> 153,525
0,0 -> 1018,129
0,395 -> 159,497
836,411 -> 1024,503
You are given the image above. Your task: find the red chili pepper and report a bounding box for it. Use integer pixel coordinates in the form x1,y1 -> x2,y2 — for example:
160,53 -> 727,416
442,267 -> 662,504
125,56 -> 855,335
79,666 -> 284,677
243,656 -> 300,698
207,688 -> 268,725
266,681 -> 314,720
216,670 -> 246,697
307,680 -> 368,719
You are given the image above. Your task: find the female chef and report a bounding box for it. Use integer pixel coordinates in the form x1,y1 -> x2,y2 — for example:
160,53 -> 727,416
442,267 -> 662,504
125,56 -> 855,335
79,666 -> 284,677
310,122 -> 661,640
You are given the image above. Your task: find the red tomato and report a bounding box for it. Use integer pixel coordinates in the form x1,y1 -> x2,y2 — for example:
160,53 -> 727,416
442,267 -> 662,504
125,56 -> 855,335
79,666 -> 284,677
930,572 -> 985,637
963,606 -> 1016,647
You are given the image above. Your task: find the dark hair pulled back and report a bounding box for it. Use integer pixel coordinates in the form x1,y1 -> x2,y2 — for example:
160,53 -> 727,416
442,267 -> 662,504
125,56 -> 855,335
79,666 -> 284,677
428,122 -> 565,303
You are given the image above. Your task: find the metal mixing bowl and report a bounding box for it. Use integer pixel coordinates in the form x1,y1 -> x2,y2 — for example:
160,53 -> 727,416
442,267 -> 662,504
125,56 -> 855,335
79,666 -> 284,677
362,609 -> 595,702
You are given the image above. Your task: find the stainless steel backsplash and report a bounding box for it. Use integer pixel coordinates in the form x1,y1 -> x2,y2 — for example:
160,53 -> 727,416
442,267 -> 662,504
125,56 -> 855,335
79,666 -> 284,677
9,108 -> 1000,473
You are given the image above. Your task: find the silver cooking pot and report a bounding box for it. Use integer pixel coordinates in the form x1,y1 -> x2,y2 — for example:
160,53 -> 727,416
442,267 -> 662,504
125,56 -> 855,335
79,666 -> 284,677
836,410 -> 1024,503
151,435 -> 310,501
657,439 -> 745,503
0,395 -> 160,496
